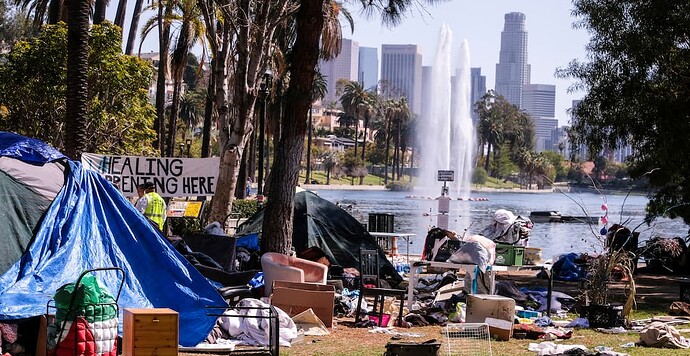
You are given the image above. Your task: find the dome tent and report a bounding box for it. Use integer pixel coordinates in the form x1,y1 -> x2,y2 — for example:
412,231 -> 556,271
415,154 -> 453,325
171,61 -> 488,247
237,190 -> 402,285
0,132 -> 224,346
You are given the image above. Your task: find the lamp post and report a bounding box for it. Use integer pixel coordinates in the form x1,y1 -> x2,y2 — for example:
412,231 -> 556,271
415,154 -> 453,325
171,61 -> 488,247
257,71 -> 272,198
185,138 -> 192,157
178,143 -> 184,157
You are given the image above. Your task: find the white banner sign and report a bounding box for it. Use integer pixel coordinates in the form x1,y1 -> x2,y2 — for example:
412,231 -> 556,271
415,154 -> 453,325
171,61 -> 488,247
82,153 -> 220,198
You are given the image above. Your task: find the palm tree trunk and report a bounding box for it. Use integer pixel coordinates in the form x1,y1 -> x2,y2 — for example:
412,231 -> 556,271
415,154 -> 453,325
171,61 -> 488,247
47,0 -> 61,24
64,0 -> 90,160
93,0 -> 107,24
125,0 -> 144,55
154,1 -> 171,155
201,57 -> 215,157
261,0 -> 324,254
305,105 -> 313,184
484,142 -> 491,173
114,0 -> 127,29
384,117 -> 391,184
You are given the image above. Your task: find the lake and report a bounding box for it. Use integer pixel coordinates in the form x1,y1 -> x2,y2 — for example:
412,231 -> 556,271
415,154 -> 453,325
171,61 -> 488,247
314,188 -> 690,261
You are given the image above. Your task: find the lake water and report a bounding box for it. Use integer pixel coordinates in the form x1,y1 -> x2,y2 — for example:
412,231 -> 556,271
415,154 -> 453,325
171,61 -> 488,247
315,189 -> 690,261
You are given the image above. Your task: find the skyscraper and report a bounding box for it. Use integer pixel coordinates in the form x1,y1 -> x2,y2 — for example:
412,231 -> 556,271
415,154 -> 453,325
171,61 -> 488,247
318,38 -> 359,107
495,12 -> 530,108
381,44 -> 423,115
522,84 -> 556,118
470,67 -> 487,123
358,47 -> 379,91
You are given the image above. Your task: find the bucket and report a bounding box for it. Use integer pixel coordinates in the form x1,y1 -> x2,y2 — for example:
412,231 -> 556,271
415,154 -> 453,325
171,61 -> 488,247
368,313 -> 391,327
524,247 -> 543,265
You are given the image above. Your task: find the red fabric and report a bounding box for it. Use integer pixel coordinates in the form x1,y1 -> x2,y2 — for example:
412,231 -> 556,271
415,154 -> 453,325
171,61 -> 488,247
50,317 -> 95,356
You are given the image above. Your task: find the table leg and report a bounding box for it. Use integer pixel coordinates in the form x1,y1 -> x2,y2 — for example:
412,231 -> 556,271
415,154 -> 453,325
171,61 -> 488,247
546,269 -> 553,317
407,265 -> 418,310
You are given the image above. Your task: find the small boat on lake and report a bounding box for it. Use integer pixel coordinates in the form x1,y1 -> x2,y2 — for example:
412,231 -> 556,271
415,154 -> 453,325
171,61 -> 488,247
529,211 -> 599,224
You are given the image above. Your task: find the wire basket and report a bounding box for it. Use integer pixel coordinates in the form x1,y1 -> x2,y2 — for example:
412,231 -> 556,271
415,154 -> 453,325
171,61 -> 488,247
442,323 -> 492,356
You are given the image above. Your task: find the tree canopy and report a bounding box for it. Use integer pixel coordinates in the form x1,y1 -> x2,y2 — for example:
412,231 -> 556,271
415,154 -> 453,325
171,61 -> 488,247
0,22 -> 156,155
557,0 -> 690,224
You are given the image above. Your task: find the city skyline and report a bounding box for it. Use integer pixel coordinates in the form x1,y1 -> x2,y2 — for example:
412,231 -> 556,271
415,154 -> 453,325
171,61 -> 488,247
344,0 -> 589,127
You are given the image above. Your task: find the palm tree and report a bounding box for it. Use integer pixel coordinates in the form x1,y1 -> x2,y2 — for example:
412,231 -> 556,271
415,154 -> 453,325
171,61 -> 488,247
322,150 -> 339,185
339,80 -> 371,159
141,0 -> 207,156
261,0 -> 442,254
305,70 -> 328,184
63,0 -> 90,159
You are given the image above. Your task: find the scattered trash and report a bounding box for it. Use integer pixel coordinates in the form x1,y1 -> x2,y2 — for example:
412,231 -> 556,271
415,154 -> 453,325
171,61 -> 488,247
620,342 -> 635,348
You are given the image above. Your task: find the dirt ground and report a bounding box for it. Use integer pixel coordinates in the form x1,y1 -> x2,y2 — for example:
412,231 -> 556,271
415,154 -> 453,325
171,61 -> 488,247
179,268 -> 686,356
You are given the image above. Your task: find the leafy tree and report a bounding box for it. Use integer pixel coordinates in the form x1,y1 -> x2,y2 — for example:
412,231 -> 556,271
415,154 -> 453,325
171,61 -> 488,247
0,1 -> 33,51
321,150 -> 340,185
472,167 -> 488,185
0,22 -> 156,154
341,148 -> 367,184
541,150 -> 567,182
557,0 -> 690,223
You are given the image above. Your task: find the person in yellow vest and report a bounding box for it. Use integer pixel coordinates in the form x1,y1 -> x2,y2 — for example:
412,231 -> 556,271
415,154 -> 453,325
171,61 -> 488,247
135,182 -> 167,231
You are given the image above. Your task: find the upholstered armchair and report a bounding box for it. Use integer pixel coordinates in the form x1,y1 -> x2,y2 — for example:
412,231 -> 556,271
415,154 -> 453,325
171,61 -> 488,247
260,252 -> 328,296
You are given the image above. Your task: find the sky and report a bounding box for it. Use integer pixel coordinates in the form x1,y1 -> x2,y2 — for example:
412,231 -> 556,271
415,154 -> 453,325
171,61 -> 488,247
119,0 -> 590,127
344,0 -> 590,127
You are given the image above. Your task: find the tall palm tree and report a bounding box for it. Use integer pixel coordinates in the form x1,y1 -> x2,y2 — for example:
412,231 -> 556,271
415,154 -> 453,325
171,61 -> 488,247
63,0 -> 90,159
261,0 -> 443,254
305,70 -> 328,184
340,80 -> 372,159
141,0 -> 207,156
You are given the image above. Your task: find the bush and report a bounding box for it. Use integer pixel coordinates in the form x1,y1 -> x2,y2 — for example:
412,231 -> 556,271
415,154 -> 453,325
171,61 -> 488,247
386,180 -> 414,192
232,199 -> 259,218
472,167 -> 488,185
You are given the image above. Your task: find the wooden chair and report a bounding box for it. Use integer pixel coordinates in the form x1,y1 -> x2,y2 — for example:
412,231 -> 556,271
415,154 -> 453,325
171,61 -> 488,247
355,249 -> 405,327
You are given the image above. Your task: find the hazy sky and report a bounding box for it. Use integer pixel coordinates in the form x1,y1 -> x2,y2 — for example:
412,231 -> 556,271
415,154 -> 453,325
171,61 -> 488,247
345,0 -> 590,126
124,0 -> 590,127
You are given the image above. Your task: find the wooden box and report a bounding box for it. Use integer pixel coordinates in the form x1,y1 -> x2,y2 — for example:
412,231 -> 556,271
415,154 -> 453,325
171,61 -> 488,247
123,308 -> 179,356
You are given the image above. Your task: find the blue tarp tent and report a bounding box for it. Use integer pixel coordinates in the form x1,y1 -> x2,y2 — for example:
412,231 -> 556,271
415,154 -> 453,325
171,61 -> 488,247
0,132 -> 225,346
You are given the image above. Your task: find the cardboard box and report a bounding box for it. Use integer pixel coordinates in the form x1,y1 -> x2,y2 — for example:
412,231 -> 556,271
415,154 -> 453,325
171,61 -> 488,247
465,294 -> 515,324
485,317 -> 513,341
270,281 -> 335,327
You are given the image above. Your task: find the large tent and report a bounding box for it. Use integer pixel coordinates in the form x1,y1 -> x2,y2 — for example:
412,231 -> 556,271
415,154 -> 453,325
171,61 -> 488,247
0,132 -> 225,346
238,190 -> 402,284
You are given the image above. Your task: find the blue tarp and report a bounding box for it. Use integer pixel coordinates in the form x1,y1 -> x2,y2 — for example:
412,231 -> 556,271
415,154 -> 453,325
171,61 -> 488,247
0,132 -> 225,346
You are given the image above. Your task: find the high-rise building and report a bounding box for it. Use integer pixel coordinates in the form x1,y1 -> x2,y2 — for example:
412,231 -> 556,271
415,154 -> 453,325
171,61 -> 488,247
381,44 -> 423,115
495,12 -> 530,108
532,117 -> 558,152
470,67 -> 487,123
318,38 -> 359,107
358,47 -> 379,91
522,84 -> 556,118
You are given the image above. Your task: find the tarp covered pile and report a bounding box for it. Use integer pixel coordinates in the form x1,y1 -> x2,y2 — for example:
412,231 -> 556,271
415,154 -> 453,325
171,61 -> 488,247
0,132 -> 225,346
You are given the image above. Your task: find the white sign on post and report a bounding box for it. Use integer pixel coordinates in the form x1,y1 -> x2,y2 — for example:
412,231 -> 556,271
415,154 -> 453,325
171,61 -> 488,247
82,153 -> 220,197
437,170 -> 455,182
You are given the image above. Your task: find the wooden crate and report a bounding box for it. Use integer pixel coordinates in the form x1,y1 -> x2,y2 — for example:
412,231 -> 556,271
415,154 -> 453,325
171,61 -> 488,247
123,308 -> 179,356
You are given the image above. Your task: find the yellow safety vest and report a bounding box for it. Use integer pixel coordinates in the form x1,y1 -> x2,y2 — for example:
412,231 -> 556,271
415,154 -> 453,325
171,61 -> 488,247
143,192 -> 166,230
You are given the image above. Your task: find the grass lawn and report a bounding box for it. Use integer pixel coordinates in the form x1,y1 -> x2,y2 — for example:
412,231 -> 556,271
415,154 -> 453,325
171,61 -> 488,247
299,171 -> 521,189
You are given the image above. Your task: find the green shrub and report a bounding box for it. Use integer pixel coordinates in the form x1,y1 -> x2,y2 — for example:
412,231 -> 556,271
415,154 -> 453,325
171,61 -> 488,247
232,199 -> 259,218
386,180 -> 414,192
472,167 -> 488,185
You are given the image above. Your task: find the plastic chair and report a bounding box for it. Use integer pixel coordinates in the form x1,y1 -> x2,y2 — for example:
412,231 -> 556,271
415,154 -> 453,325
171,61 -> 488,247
260,252 -> 328,296
355,249 -> 405,327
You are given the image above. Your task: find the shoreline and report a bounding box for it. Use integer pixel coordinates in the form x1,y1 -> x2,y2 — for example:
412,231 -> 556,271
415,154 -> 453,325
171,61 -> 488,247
300,183 -> 557,193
